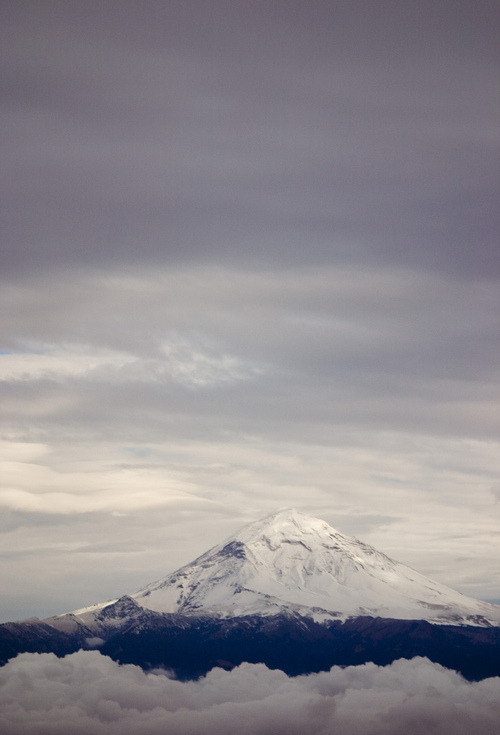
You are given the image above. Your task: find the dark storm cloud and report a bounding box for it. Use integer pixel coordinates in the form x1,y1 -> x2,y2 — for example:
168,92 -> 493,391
1,652 -> 499,735
2,1 -> 499,278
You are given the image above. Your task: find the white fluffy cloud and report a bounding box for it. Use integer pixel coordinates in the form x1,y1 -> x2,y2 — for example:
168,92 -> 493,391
0,652 -> 499,735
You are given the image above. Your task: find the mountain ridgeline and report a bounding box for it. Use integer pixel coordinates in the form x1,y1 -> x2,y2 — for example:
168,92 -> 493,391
1,509 -> 499,679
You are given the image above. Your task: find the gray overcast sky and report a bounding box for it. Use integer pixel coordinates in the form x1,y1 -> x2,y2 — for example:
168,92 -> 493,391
1,0 -> 499,622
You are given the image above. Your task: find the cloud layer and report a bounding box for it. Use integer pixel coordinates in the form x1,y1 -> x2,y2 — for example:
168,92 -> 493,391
3,1 -> 499,279
0,652 -> 499,735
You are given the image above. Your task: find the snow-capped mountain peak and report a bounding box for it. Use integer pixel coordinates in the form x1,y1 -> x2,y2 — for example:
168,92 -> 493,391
127,509 -> 500,626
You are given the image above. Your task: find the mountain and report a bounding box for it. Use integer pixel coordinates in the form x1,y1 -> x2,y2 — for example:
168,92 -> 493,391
132,508 -> 500,625
63,508 -> 500,627
1,509 -> 500,680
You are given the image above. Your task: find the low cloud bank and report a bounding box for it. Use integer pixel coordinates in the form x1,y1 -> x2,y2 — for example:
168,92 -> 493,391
0,652 -> 499,734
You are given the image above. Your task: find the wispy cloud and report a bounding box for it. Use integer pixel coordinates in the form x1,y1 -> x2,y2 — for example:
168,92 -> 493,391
159,335 -> 265,388
0,336 -> 264,389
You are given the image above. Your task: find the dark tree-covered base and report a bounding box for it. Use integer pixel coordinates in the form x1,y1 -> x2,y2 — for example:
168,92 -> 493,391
2,611 -> 500,681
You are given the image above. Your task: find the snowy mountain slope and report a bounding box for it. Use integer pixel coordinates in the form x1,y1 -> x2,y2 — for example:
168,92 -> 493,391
55,508 -> 500,629
130,508 -> 500,625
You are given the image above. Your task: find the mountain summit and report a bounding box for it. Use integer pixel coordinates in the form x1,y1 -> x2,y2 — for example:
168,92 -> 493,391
75,508 -> 500,627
